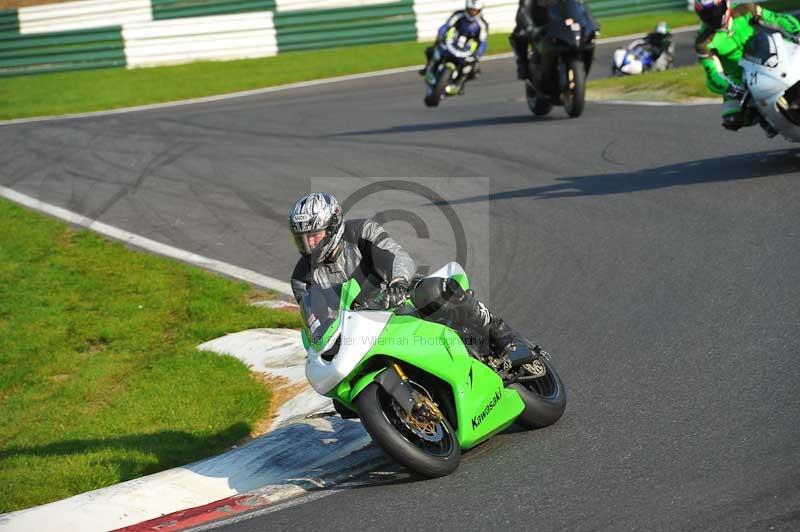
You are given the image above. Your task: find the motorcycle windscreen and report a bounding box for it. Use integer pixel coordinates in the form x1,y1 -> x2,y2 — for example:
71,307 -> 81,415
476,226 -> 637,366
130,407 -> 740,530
300,283 -> 343,344
545,0 -> 597,43
743,28 -> 779,68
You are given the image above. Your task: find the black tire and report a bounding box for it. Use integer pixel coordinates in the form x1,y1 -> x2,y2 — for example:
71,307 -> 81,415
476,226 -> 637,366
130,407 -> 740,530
526,83 -> 552,116
509,357 -> 566,429
424,93 -> 439,107
424,67 -> 452,108
356,381 -> 460,478
562,59 -> 586,118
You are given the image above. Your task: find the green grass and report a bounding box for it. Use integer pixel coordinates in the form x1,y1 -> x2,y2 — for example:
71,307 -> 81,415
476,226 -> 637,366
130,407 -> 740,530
587,65 -> 711,102
0,9 -> 705,120
0,198 -> 302,512
593,9 -> 698,37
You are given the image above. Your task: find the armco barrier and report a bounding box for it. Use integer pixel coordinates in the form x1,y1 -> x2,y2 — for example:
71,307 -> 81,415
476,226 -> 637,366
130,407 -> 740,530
274,0 -> 416,52
589,0 -> 686,18
0,26 -> 125,76
0,8 -> 18,33
123,12 -> 277,67
0,0 -> 692,77
17,0 -> 151,34
151,0 -> 276,21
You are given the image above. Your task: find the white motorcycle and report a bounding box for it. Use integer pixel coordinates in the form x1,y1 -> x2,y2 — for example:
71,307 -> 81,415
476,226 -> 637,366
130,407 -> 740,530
611,40 -> 673,76
740,26 -> 800,142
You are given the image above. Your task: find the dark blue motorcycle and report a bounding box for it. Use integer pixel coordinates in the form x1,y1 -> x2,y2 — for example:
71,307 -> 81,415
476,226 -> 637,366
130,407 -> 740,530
424,34 -> 479,108
524,0 -> 598,118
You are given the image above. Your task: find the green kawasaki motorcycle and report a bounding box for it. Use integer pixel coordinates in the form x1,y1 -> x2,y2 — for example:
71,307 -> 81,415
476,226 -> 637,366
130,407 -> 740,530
302,263 -> 566,477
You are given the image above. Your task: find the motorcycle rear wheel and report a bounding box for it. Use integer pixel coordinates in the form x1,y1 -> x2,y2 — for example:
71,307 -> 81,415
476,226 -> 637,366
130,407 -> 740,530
356,381 -> 460,478
526,83 -> 552,116
509,357 -> 566,429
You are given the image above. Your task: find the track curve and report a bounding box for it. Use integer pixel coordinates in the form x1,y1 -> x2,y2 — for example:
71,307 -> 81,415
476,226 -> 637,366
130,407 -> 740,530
1,33 -> 799,532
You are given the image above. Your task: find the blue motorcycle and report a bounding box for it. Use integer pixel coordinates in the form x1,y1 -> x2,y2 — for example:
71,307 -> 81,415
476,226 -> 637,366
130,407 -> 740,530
424,35 -> 479,108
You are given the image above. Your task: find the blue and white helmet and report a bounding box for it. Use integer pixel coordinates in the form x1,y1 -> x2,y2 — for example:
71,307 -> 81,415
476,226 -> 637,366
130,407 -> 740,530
289,193 -> 344,264
465,0 -> 484,21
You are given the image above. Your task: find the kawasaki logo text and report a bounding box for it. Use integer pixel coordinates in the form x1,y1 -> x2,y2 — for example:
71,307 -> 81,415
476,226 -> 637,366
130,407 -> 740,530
471,388 -> 502,430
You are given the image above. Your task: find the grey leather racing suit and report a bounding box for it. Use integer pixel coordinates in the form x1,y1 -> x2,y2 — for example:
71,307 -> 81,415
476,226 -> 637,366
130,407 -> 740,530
290,218 -> 416,304
290,216 -> 530,366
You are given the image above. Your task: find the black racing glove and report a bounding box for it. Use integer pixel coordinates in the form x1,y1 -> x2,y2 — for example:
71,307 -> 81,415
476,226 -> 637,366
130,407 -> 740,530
384,278 -> 410,309
725,83 -> 747,101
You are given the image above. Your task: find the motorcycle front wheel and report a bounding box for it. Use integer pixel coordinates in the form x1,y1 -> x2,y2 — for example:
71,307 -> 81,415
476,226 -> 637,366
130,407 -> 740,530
424,67 -> 452,108
562,59 -> 586,118
356,381 -> 460,478
509,356 -> 566,429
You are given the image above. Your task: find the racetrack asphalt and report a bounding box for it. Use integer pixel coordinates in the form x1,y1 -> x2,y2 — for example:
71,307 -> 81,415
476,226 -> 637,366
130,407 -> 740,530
1,31 -> 799,532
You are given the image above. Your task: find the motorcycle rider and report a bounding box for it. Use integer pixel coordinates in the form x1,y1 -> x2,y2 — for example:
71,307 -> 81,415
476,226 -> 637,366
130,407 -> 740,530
289,192 -> 531,364
631,21 -> 674,69
694,0 -> 800,133
510,0 -> 551,80
418,0 -> 489,91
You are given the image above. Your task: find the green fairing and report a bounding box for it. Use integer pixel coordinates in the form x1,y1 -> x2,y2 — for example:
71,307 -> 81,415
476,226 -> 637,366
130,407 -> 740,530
451,273 -> 469,291
346,314 -> 524,449
342,368 -> 384,407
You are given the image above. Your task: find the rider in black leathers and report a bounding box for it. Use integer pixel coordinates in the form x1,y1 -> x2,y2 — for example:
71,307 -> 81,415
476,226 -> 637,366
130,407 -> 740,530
509,0 -> 551,80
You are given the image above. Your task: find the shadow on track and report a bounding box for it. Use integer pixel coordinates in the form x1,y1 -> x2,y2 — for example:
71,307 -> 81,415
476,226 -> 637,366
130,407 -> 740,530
332,114 -> 556,137
433,148 -> 800,203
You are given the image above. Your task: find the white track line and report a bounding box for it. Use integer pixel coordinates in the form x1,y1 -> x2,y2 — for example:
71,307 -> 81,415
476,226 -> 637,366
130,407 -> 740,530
594,98 -> 719,106
0,26 -> 700,127
0,185 -> 294,297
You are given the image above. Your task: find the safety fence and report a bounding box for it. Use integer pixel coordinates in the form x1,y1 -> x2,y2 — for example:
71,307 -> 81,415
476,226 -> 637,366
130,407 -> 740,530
0,0 -> 688,77
275,1 -> 416,52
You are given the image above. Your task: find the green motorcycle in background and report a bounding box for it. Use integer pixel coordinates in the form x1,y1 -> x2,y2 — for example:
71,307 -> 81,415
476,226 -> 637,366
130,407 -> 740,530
302,262 -> 566,477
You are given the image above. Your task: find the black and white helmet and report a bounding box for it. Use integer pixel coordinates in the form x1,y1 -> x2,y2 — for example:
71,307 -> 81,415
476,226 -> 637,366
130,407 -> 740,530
289,193 -> 344,264
465,0 -> 484,20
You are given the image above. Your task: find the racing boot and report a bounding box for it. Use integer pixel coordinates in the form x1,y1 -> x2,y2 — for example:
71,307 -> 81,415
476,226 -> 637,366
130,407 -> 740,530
447,286 -> 535,368
411,277 -> 535,368
419,45 -> 435,76
509,32 -> 530,80
482,306 -> 536,369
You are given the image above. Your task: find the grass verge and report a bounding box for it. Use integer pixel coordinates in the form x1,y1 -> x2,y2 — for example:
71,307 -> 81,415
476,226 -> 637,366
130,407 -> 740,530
0,9 -> 701,120
0,197 -> 301,513
587,65 -> 713,103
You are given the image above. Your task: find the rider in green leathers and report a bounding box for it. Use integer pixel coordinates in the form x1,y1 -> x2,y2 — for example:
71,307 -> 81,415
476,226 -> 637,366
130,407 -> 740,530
694,0 -> 800,133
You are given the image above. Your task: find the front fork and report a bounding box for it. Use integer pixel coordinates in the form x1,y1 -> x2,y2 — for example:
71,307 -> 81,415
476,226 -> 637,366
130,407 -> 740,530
558,57 -> 579,99
374,363 -> 417,414
374,363 -> 445,423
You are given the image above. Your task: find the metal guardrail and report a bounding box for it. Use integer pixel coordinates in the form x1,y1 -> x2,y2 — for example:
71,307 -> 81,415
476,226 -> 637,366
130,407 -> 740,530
17,0 -> 151,34
590,0 -> 687,17
151,0 -> 275,21
0,0 -> 703,77
0,25 -> 124,76
275,0 -> 416,52
0,8 -> 18,33
123,12 -> 277,67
